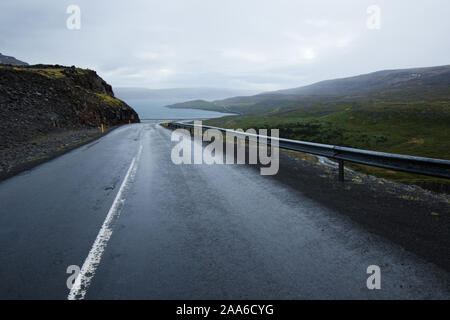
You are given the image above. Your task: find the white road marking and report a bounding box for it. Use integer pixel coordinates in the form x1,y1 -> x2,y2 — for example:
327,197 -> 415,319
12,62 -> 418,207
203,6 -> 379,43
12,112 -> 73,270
68,145 -> 143,300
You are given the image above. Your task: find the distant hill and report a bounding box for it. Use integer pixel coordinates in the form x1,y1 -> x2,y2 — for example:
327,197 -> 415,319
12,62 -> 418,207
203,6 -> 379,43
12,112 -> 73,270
273,65 -> 450,96
169,65 -> 450,115
165,99 -> 233,114
200,65 -> 450,188
114,87 -> 258,101
0,53 -> 28,66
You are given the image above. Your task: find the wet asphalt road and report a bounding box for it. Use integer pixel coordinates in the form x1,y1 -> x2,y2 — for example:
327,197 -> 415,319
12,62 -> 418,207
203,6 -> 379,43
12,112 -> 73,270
0,122 -> 448,299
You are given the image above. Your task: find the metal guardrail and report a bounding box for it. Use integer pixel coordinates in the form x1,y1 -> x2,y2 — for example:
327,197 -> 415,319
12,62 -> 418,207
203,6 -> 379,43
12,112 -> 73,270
166,122 -> 450,181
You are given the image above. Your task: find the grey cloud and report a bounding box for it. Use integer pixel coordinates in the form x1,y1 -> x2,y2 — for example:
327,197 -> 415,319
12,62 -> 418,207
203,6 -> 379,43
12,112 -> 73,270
1,0 -> 449,90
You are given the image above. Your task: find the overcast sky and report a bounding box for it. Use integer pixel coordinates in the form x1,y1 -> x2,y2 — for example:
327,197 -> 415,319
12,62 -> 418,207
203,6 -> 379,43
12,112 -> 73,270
1,0 -> 449,91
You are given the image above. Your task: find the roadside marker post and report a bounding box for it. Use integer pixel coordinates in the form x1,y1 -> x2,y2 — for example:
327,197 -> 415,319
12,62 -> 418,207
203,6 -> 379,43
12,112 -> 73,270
101,124 -> 104,134
338,160 -> 345,182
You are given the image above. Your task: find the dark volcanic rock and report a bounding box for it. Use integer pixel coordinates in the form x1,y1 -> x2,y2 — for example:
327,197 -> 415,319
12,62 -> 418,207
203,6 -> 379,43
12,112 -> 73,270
0,64 -> 140,149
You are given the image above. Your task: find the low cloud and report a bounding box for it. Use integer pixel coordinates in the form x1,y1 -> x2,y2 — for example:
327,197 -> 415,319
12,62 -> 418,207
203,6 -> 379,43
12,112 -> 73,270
0,0 -> 449,90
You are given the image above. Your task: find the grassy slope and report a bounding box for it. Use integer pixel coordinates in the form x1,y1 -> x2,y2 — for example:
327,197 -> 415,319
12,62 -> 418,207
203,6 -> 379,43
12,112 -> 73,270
173,66 -> 450,188
205,100 -> 450,186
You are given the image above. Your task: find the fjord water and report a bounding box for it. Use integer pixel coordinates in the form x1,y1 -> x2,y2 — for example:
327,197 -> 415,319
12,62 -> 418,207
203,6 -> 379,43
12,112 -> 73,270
124,99 -> 233,120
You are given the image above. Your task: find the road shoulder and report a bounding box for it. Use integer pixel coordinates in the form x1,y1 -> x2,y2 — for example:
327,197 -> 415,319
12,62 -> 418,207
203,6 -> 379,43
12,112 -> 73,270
269,149 -> 450,273
0,126 -> 119,182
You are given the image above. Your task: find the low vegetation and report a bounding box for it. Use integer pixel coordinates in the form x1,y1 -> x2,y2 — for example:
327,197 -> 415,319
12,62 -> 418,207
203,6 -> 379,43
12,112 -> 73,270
12,67 -> 66,79
94,93 -> 123,108
198,66 -> 450,190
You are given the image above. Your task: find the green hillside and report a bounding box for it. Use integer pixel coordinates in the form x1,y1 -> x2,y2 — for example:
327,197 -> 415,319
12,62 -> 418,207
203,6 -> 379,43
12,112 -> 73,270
198,66 -> 450,190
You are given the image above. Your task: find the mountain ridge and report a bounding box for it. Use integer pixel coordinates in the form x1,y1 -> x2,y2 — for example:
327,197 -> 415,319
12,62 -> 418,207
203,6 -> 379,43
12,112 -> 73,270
271,65 -> 450,96
0,53 -> 28,66
165,64 -> 450,116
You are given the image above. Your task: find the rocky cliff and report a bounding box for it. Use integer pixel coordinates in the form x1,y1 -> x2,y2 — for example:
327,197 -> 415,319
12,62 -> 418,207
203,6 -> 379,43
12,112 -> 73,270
0,64 -> 140,149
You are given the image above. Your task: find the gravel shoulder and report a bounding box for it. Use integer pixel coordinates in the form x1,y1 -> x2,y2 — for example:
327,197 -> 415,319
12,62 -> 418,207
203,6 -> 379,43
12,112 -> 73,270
0,126 -> 118,182
268,149 -> 450,272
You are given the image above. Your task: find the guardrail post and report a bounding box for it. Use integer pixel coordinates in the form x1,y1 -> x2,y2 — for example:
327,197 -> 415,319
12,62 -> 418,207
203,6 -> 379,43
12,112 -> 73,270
338,160 -> 344,182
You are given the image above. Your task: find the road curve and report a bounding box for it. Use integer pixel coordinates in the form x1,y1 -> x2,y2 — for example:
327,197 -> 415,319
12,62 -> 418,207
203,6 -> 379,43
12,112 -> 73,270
0,122 -> 448,299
